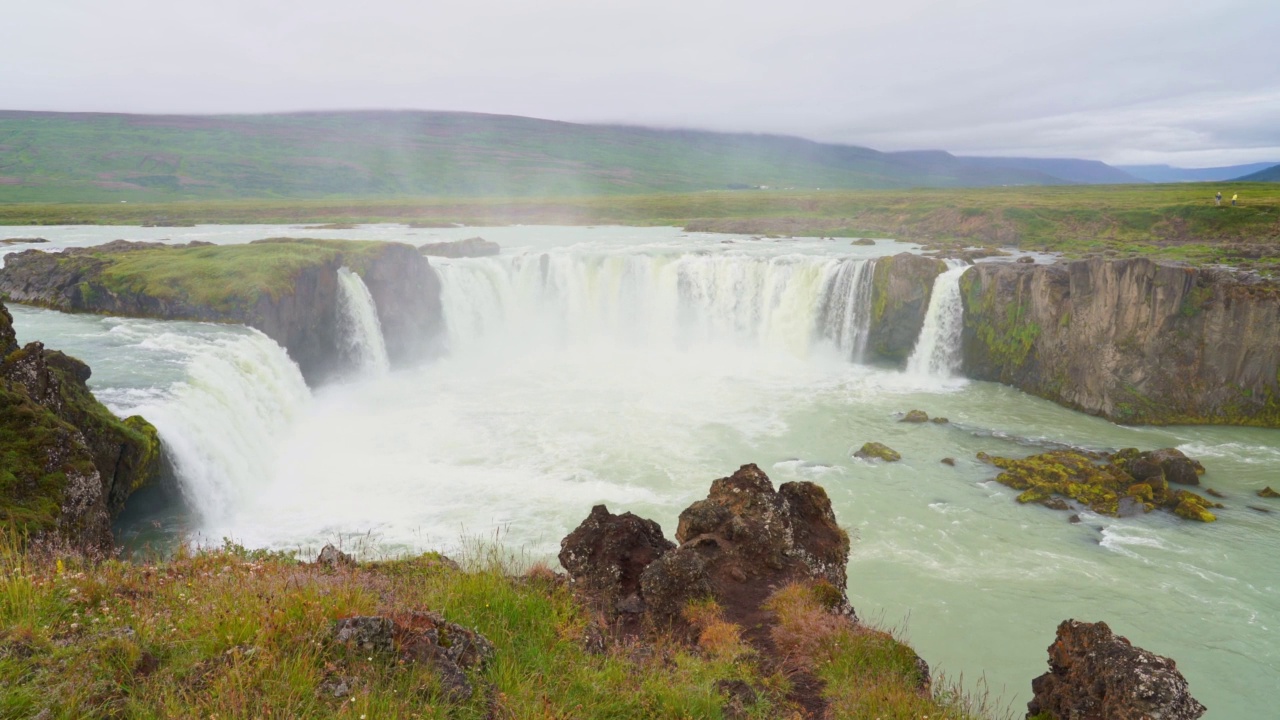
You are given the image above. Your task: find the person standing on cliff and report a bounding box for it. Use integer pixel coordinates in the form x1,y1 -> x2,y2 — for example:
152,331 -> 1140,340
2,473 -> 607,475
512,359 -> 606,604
1216,191 -> 1222,206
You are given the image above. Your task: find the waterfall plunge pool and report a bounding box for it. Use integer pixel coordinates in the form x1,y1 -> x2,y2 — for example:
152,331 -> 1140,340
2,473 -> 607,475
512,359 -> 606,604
7,224 -> 1278,717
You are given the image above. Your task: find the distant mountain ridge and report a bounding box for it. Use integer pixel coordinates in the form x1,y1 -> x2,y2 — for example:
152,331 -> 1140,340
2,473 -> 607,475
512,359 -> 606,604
957,156 -> 1145,184
1235,164 -> 1280,182
0,109 -> 1144,200
1117,162 -> 1279,183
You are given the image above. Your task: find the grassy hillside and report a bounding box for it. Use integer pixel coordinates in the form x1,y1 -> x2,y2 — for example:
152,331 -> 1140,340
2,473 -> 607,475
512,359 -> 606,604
0,110 -> 1103,201
1119,162 -> 1280,183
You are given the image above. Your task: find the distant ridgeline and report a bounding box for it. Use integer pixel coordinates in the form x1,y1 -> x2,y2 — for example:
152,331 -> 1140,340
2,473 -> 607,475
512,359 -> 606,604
0,238 -> 445,385
0,109 -> 1149,201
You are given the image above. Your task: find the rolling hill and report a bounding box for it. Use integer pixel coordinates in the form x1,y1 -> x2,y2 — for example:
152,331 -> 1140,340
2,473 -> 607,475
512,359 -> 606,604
1,110 -> 1134,201
1235,164 -> 1280,182
1117,162 -> 1279,183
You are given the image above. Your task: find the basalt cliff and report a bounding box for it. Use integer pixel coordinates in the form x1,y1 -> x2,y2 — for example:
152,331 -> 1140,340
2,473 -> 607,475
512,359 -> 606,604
959,257 -> 1280,426
863,253 -> 1280,427
0,238 -> 444,385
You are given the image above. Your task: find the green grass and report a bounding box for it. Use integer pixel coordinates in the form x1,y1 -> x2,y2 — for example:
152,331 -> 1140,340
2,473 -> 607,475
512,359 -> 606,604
0,535 -> 1005,719
3,184 -> 1278,266
6,239 -> 392,317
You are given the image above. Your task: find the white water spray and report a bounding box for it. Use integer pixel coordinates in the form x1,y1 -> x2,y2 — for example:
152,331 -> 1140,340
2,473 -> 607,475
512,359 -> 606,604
905,260 -> 970,378
130,328 -> 312,523
336,267 -> 390,375
817,258 -> 877,362
436,252 -> 878,359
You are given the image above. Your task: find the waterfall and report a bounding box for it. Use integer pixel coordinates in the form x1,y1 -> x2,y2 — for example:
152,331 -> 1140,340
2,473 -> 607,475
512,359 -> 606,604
905,260 -> 970,378
131,328 -> 312,523
434,252 -> 880,359
336,267 -> 391,375
817,258 -> 877,362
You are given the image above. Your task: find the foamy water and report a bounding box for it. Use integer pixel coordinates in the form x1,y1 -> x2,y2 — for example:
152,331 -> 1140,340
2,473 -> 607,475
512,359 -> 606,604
8,224 -> 1278,718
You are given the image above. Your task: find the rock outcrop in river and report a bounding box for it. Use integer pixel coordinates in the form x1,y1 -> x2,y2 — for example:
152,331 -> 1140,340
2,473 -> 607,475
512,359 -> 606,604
0,238 -> 444,385
1,299 -> 161,552
960,257 -> 1280,426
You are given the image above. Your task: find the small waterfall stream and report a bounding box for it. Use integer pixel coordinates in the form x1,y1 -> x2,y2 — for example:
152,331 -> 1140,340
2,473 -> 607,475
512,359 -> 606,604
336,267 -> 391,375
905,260 -> 969,378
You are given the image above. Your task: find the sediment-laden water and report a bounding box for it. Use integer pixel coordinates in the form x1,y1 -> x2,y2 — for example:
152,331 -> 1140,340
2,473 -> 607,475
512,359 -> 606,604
6,225 -> 1277,717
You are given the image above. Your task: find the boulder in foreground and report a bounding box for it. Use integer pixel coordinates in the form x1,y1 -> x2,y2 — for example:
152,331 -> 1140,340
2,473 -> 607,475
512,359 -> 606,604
1027,619 -> 1205,720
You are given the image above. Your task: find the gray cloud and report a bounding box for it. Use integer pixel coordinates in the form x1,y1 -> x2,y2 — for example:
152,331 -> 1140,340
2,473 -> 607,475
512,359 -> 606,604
2,0 -> 1277,166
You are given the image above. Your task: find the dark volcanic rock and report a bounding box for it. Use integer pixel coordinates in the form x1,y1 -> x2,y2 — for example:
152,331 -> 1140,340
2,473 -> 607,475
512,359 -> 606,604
560,465 -> 851,630
558,505 -> 675,618
418,236 -> 500,258
960,257 -> 1280,427
1027,619 -> 1206,720
1148,448 -> 1204,486
642,464 -> 851,624
333,612 -> 494,702
316,544 -> 354,567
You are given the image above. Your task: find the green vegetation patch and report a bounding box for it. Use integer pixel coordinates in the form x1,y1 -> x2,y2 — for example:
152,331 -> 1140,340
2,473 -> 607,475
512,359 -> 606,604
977,449 -> 1220,521
0,386 -> 94,535
961,273 -> 1041,374
99,238 -> 388,313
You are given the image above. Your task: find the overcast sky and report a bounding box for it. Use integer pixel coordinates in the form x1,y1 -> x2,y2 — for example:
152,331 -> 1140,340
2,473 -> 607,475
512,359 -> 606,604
4,0 -> 1278,166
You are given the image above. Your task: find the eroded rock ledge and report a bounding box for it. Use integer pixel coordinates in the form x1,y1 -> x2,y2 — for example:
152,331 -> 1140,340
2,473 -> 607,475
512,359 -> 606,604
0,238 -> 444,385
1,299 -> 161,552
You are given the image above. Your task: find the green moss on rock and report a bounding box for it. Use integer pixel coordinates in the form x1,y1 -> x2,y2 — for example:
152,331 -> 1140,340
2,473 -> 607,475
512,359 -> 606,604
979,448 -> 1219,522
854,442 -> 902,462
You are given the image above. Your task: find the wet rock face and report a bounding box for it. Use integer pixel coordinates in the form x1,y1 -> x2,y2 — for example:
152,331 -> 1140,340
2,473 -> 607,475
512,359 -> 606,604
560,465 -> 851,628
960,257 -> 1280,427
865,253 -> 947,364
1027,619 -> 1206,720
333,612 -> 494,702
558,505 -> 675,618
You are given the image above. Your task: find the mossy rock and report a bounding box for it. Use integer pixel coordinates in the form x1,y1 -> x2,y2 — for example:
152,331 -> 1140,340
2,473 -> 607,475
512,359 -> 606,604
979,448 -> 1218,522
1258,486 -> 1280,499
854,442 -> 901,462
900,409 -> 929,423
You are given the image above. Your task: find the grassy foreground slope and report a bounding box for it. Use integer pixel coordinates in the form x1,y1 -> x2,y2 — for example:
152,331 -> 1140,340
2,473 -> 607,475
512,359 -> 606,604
0,538 -> 994,719
1,110 -> 1093,202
